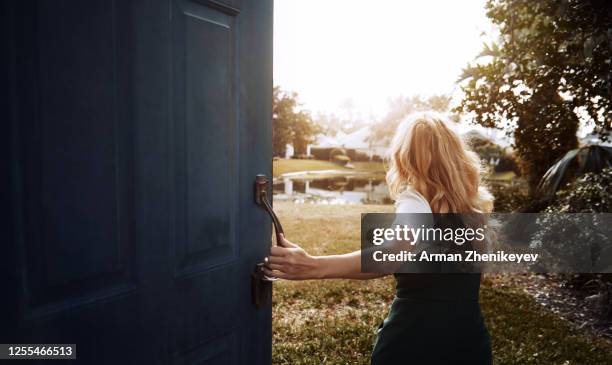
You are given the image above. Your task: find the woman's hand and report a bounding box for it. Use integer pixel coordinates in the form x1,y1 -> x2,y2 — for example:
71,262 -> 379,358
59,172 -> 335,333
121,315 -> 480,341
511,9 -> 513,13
263,234 -> 321,280
264,235 -> 385,280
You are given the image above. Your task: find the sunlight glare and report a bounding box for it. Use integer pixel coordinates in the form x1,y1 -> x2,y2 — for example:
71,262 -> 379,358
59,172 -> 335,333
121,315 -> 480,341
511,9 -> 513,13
274,0 -> 492,120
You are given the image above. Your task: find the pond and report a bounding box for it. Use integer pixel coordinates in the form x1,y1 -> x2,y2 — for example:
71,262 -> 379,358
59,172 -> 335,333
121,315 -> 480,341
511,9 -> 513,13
272,172 -> 522,205
273,175 -> 393,205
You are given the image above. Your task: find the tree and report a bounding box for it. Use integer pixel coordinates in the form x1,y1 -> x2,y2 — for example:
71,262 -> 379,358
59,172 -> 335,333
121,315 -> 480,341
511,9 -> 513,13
456,0 -> 612,192
368,94 -> 452,146
272,86 -> 321,156
467,133 -> 504,164
465,132 -> 521,173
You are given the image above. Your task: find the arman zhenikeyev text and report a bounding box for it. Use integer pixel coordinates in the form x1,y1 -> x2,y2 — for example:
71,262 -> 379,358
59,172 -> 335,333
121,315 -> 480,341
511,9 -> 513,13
372,250 -> 539,263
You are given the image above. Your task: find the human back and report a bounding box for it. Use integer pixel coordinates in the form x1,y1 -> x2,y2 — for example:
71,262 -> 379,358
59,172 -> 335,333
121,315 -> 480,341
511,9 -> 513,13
370,112 -> 493,365
262,112 -> 494,364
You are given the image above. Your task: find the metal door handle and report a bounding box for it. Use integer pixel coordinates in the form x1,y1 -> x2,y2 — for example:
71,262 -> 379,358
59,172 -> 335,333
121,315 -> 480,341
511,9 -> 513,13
254,174 -> 284,244
251,174 -> 281,308
254,174 -> 281,282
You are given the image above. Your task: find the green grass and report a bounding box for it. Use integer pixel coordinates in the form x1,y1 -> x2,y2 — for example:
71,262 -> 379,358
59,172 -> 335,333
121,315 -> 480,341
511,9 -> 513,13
272,202 -> 612,365
352,161 -> 386,172
487,171 -> 518,181
273,159 -> 384,177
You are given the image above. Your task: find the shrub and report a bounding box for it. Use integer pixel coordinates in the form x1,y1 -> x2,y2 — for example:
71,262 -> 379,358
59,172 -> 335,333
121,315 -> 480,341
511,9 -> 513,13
329,148 -> 347,160
542,168 -> 612,320
331,154 -> 351,166
310,147 -> 357,161
291,154 -> 313,160
353,151 -> 371,162
494,155 -> 520,175
489,183 -> 530,213
545,168 -> 612,214
309,147 -> 331,160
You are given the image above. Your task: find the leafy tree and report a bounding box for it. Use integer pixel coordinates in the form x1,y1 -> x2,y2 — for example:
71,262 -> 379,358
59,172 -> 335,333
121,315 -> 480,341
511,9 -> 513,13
466,133 -> 504,163
272,86 -> 321,156
313,113 -> 341,137
465,132 -> 521,174
368,94 -> 453,146
456,0 -> 612,192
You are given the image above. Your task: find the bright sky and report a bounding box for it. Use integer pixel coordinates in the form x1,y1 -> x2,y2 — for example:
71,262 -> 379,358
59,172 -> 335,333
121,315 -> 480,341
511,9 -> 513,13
274,0 -> 493,120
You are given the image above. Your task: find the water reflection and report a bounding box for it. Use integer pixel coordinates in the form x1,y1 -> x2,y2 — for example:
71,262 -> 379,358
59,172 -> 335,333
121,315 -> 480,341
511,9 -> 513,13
273,176 -> 393,205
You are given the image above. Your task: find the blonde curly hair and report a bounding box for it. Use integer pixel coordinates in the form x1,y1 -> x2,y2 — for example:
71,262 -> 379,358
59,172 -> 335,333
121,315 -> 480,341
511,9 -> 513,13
386,112 -> 494,213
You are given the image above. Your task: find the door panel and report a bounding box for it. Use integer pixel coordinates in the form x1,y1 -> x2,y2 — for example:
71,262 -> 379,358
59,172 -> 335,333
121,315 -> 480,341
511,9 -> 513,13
5,2 -> 151,363
15,0 -> 136,320
173,331 -> 238,364
20,2 -> 134,315
171,0 -> 239,277
4,0 -> 273,363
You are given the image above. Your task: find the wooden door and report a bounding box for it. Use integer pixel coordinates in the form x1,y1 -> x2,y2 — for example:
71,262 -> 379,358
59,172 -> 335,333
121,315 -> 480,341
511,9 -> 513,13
2,0 -> 273,363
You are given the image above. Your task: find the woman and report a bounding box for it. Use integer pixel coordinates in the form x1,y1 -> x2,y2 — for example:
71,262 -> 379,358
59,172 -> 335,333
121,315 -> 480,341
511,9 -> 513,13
264,112 -> 494,364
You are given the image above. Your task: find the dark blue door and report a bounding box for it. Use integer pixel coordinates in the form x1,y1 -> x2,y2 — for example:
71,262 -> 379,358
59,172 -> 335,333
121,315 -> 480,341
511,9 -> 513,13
2,0 -> 273,363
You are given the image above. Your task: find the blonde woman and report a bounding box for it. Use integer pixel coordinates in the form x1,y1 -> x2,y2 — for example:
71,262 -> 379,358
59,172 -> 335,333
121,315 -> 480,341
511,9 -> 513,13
264,112 -> 494,365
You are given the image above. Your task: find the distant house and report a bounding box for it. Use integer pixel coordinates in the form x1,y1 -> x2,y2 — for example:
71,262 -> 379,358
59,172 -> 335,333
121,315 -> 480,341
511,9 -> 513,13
307,123 -> 512,161
308,126 -> 387,159
284,143 -> 294,158
460,127 -> 512,148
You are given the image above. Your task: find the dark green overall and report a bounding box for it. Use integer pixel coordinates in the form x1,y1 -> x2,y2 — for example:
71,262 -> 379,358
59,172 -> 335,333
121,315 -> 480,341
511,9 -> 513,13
371,273 -> 492,365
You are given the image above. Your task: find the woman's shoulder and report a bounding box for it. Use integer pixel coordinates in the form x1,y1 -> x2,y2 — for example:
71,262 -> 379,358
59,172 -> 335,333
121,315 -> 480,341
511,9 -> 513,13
394,188 -> 432,213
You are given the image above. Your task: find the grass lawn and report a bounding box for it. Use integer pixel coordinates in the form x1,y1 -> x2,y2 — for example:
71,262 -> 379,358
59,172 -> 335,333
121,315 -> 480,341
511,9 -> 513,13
271,201 -> 612,365
273,158 -> 385,177
487,171 -> 518,181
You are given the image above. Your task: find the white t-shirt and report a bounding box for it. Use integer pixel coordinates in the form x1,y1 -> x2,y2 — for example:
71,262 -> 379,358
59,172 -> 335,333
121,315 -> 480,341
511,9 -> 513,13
395,188 -> 432,214
391,188 -> 433,250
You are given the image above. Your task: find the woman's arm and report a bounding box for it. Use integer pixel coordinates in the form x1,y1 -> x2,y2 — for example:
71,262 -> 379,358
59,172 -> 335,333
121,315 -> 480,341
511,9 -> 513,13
263,235 -> 386,280
266,193 -> 431,281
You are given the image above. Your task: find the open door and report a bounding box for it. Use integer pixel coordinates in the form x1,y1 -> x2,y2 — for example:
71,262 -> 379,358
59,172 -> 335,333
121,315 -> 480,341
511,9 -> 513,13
3,0 -> 273,363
